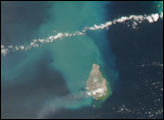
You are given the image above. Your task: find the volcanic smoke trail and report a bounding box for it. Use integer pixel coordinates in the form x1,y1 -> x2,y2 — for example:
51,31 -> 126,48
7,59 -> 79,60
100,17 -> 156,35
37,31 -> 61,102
1,12 -> 163,56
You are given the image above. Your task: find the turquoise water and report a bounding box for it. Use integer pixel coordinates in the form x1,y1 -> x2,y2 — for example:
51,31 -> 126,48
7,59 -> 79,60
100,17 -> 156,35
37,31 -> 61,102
1,2 -> 116,112
1,2 -> 118,114
50,36 -> 103,93
37,1 -> 113,109
154,1 -> 163,13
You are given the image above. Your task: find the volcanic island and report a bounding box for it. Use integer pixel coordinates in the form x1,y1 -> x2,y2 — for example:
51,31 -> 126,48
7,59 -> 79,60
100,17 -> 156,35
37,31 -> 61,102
86,64 -> 112,100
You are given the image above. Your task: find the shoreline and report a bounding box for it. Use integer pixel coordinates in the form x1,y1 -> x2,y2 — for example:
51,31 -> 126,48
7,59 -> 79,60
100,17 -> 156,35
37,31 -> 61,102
86,64 -> 112,101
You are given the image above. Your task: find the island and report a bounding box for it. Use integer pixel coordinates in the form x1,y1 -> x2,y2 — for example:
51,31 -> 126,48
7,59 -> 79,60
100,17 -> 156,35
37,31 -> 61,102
86,64 -> 111,100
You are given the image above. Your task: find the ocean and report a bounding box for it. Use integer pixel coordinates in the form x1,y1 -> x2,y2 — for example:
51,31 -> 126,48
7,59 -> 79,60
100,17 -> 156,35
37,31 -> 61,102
1,1 -> 163,119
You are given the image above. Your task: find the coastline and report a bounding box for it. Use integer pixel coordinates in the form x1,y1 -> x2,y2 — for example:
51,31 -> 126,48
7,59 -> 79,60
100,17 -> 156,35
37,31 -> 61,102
86,63 -> 112,101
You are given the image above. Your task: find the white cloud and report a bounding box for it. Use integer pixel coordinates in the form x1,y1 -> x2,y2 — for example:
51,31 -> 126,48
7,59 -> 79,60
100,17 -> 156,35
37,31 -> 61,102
1,12 -> 163,56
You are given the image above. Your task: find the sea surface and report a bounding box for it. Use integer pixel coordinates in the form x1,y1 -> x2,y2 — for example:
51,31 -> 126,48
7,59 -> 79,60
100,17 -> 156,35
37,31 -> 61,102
1,1 -> 163,119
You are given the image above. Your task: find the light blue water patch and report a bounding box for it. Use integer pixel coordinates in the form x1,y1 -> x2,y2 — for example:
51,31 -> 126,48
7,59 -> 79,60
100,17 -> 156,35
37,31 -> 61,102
49,35 -> 103,93
36,2 -> 111,93
36,1 -> 115,110
37,1 -> 109,38
154,1 -> 163,13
